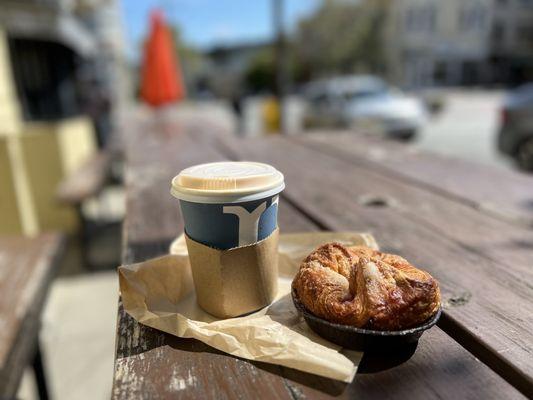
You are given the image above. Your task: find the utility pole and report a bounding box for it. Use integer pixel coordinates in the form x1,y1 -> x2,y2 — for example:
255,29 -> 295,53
273,0 -> 288,134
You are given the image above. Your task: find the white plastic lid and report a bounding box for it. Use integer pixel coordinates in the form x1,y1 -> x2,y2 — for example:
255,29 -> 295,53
171,161 -> 285,203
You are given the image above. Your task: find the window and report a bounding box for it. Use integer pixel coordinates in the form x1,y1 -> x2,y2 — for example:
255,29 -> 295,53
427,5 -> 436,32
405,5 -> 436,33
516,25 -> 533,45
8,38 -> 82,121
459,4 -> 486,32
492,22 -> 505,43
405,8 -> 416,31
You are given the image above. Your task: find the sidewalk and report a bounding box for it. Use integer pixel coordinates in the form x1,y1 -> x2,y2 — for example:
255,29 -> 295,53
19,272 -> 118,400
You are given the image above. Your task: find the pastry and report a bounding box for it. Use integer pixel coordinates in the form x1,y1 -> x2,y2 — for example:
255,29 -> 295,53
292,243 -> 441,330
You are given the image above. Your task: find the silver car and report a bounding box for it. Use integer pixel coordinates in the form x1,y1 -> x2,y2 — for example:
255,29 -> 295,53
498,83 -> 533,171
303,75 -> 427,140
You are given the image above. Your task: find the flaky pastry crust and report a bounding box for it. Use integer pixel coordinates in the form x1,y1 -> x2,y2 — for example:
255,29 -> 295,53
292,243 -> 441,330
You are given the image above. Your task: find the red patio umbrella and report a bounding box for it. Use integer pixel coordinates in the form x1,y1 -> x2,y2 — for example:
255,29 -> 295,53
140,10 -> 185,107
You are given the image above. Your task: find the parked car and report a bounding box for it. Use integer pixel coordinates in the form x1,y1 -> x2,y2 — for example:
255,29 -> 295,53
498,83 -> 533,171
303,75 -> 427,140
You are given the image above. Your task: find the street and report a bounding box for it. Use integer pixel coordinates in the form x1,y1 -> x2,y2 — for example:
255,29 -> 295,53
235,89 -> 516,171
415,89 -> 511,169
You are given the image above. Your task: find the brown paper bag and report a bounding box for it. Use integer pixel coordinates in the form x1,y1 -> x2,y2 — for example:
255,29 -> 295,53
119,231 -> 378,382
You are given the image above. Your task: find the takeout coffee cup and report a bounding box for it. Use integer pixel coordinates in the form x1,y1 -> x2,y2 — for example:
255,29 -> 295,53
171,161 -> 284,250
170,161 -> 285,318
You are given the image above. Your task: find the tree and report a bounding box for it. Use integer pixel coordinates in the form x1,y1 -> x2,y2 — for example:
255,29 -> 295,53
294,0 -> 390,81
169,26 -> 207,96
244,47 -> 275,94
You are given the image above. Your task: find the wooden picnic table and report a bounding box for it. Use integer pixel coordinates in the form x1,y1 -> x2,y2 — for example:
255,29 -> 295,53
0,233 -> 64,399
112,113 -> 533,399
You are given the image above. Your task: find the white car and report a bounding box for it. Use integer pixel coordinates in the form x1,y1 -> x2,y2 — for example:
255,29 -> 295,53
304,75 -> 427,140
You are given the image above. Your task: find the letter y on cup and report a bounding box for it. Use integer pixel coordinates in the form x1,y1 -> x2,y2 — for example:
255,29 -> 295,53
223,196 -> 279,246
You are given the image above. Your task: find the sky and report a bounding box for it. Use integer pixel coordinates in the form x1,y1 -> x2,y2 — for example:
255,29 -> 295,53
120,0 -> 320,61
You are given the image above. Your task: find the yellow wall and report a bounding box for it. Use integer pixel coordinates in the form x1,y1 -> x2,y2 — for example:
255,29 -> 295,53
56,117 -> 97,175
0,118 -> 97,235
19,128 -> 78,232
0,27 -> 97,235
18,118 -> 97,233
0,28 -> 30,235
0,139 -> 23,234
2,135 -> 39,235
0,29 -> 21,136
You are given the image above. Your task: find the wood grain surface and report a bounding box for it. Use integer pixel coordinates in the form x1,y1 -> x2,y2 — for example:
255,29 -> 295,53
0,233 -> 64,396
305,132 -> 533,226
116,201 -> 524,399
113,116 -> 528,399
223,134 -> 533,397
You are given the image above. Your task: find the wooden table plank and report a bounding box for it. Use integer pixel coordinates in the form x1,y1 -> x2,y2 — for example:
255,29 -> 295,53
114,303 -> 293,400
281,328 -> 525,400
211,130 -> 533,282
305,132 -> 533,226
0,233 -> 64,396
117,186 -> 523,399
114,115 -> 310,399
114,201 -> 319,400
115,119 -> 526,399
293,134 -> 533,282
222,135 -> 533,397
122,114 -> 257,243
125,134 -> 226,243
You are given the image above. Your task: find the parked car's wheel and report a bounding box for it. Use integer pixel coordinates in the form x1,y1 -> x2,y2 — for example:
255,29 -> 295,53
517,138 -> 533,171
389,129 -> 417,142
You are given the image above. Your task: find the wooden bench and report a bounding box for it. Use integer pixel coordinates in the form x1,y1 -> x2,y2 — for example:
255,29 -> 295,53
0,233 -> 64,399
56,151 -> 111,206
112,112 -> 533,399
56,151 -> 112,269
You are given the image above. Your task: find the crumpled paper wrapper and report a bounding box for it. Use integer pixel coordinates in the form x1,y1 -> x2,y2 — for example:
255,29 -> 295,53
119,231 -> 378,382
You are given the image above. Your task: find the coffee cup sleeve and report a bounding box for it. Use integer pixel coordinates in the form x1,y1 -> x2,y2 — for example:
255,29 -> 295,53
185,228 -> 279,318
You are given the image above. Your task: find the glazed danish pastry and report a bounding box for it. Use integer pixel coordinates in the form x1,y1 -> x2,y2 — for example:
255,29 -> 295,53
292,243 -> 441,330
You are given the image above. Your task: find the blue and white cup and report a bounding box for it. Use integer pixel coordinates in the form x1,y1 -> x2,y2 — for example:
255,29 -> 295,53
171,162 -> 285,250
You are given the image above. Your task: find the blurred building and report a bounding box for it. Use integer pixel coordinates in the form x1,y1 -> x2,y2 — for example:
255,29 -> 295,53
0,0 -> 128,235
76,0 -> 130,115
204,41 -> 271,98
386,0 -> 533,88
